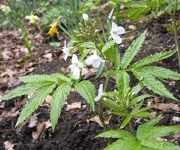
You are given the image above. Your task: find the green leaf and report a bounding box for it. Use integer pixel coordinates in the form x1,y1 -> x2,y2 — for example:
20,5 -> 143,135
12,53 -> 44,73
75,80 -> 95,111
141,139 -> 180,150
50,83 -> 71,132
131,50 -> 176,69
117,71 -> 130,99
103,70 -> 118,78
120,115 -> 132,129
96,130 -> 134,139
2,82 -> 51,100
130,83 -> 144,97
130,94 -> 152,106
136,66 -> 180,80
103,98 -> 127,116
139,125 -> 180,140
113,47 -> 121,70
16,84 -> 56,126
133,71 -> 177,101
19,74 -> 58,83
104,139 -> 140,150
96,60 -> 105,78
121,30 -> 147,69
51,73 -> 71,83
102,40 -> 115,53
80,41 -> 97,50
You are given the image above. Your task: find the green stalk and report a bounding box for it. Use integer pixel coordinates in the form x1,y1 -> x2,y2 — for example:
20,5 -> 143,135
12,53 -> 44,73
129,121 -> 135,135
172,15 -> 180,70
172,0 -> 180,70
98,76 -> 110,131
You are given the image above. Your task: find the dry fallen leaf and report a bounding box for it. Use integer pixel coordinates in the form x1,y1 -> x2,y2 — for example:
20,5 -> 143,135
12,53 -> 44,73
87,115 -> 111,127
4,141 -> 15,150
32,120 -> 52,141
151,103 -> 180,112
82,68 -> 97,79
28,113 -> 39,128
66,102 -> 81,111
32,123 -> 46,141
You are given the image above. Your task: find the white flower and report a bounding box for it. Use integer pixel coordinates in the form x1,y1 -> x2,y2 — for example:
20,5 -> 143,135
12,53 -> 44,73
82,14 -> 89,21
85,52 -> 103,68
69,54 -> 83,80
0,5 -> 10,13
62,41 -> 70,61
25,14 -> 39,24
95,84 -> 103,102
110,22 -> 125,44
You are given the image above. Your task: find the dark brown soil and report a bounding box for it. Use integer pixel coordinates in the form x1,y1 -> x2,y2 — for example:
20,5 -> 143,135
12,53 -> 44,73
0,17 -> 180,150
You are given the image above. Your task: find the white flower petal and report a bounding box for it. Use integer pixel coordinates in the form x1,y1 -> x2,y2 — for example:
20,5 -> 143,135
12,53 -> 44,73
116,26 -> 125,35
82,14 -> 89,21
34,16 -> 39,20
85,53 -> 102,68
25,16 -> 31,20
111,33 -> 122,44
69,64 -> 80,80
71,54 -> 78,64
95,84 -> 103,102
62,41 -> 70,61
85,55 -> 94,66
112,22 -> 118,31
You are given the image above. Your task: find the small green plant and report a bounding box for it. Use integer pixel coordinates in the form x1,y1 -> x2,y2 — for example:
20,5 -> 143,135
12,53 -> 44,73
101,82 -> 152,130
97,117 -> 180,150
3,73 -> 95,131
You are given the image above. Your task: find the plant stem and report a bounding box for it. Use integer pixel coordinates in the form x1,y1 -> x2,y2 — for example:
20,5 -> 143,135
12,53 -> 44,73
129,121 -> 135,135
98,100 -> 107,130
98,73 -> 110,131
172,0 -> 180,70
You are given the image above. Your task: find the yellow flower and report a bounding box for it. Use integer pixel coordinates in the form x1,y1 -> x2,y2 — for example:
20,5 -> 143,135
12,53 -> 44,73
48,21 -> 59,36
48,17 -> 62,37
0,5 -> 10,13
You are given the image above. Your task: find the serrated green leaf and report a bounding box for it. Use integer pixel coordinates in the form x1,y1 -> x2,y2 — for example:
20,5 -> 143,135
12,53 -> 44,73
141,139 -> 180,150
103,98 -> 127,116
121,30 -> 147,69
130,83 -> 144,97
120,115 -> 132,129
102,40 -> 115,53
80,41 -> 97,50
130,94 -> 152,106
50,83 -> 71,132
136,66 -> 180,80
96,130 -> 133,139
96,60 -> 105,78
104,139 -> 140,150
113,47 -> 121,70
2,82 -> 51,100
117,71 -> 130,99
16,84 -> 56,127
131,50 -> 176,68
133,71 -> 177,101
139,125 -> 180,140
51,73 -> 71,83
75,80 -> 95,111
19,74 -> 58,83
